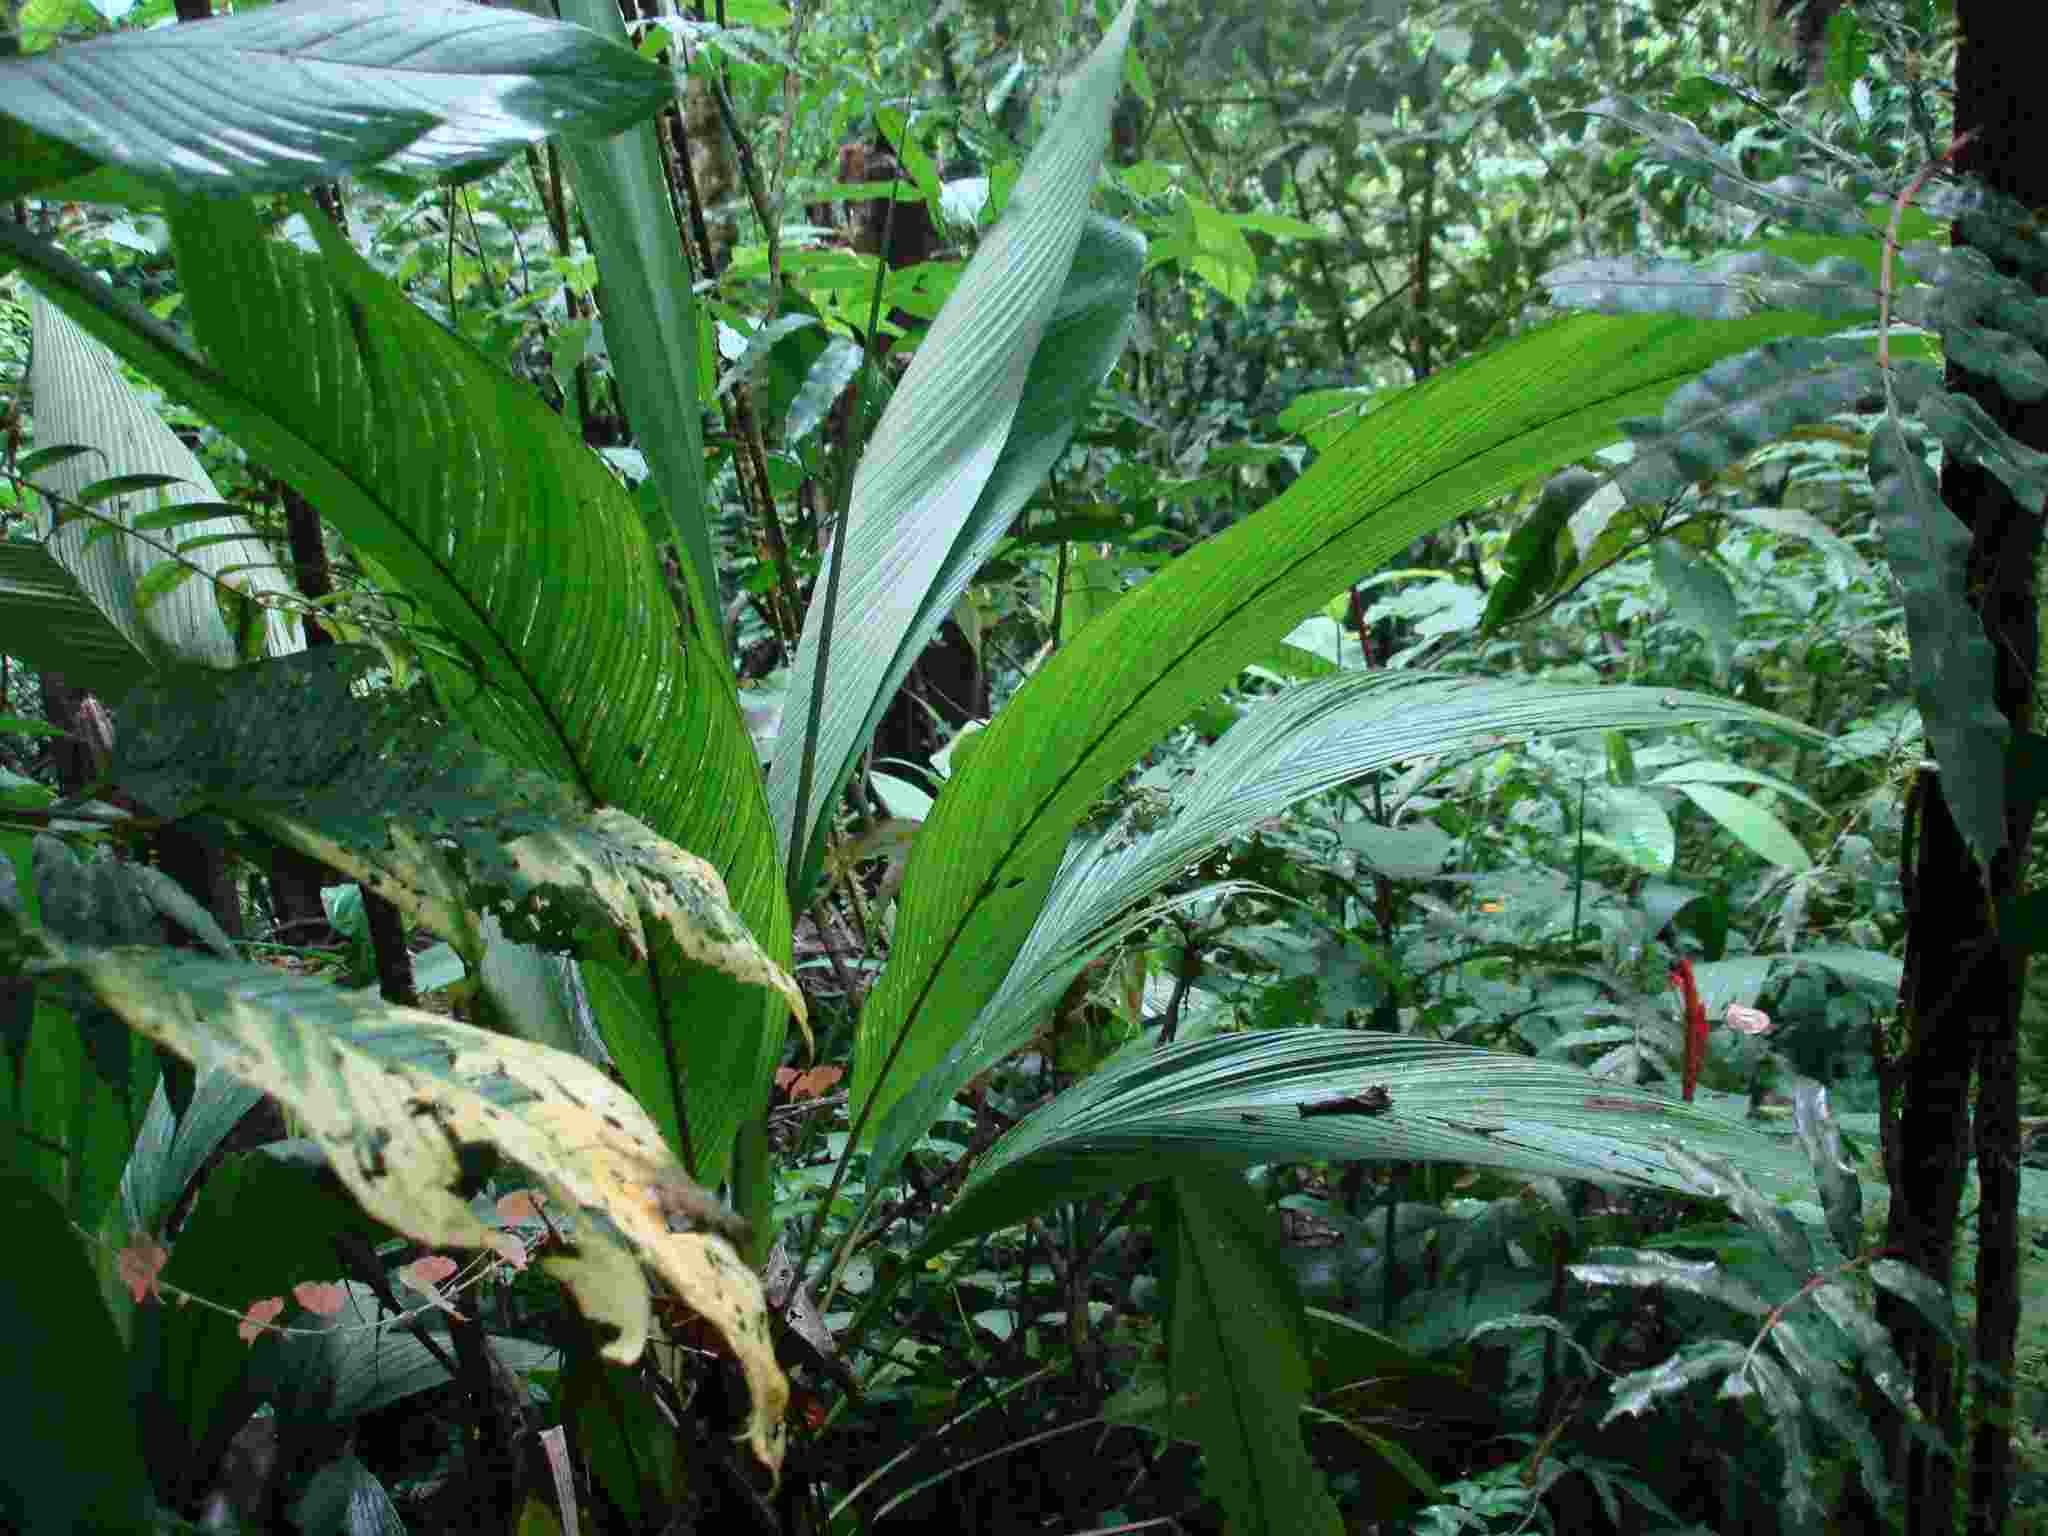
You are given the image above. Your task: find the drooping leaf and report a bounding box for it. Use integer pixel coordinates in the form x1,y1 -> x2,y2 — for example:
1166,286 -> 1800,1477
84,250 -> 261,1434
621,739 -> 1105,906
928,1032 -> 1838,1249
1163,1173 -> 1345,1536
1616,337 -> 1899,506
29,937 -> 790,1481
865,674 -> 1819,1208
1601,1338 -> 1749,1420
1570,1248 -> 1774,1316
849,297 -> 1854,1149
1914,387 -> 2048,514
1583,96 -> 1872,237
769,1 -> 1142,892
1661,1143 -> 1812,1272
1806,1282 -> 1913,1416
1867,1258 -> 1960,1347
1791,1079 -> 1864,1259
2,197 -> 792,1182
109,649 -> 806,1148
1482,468 -> 1600,630
1744,1352 -> 1827,1534
1652,540 -> 1738,677
1868,416 -> 2009,865
0,0 -> 673,197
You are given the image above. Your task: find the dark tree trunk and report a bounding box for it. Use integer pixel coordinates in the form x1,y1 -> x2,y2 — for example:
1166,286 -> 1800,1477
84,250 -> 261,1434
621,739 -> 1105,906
1879,8 -> 2043,1533
266,483 -> 340,945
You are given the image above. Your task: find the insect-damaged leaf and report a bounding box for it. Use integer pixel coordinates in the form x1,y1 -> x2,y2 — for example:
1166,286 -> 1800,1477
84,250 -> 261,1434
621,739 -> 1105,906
109,645 -> 805,1041
28,936 -> 790,1482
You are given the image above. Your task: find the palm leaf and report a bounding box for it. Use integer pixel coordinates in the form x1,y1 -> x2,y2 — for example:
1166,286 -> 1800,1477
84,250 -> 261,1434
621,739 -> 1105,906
865,673 -> 1818,1200
851,303 -> 1848,1143
930,1031 -> 1833,1249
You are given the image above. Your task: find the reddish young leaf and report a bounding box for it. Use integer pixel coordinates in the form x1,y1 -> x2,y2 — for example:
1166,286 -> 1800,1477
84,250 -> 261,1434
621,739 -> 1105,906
293,1280 -> 347,1316
1671,957 -> 1710,1102
399,1253 -> 458,1294
1725,1003 -> 1774,1036
117,1236 -> 169,1305
238,1296 -> 285,1343
495,1189 -> 545,1224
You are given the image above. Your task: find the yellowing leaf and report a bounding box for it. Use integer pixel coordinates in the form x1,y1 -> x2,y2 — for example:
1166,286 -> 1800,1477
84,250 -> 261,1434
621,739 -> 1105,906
39,937 -> 791,1483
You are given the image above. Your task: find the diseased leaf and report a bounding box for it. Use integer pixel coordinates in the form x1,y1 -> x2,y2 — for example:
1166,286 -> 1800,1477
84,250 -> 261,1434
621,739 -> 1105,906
30,937 -> 790,1481
110,649 -> 804,1057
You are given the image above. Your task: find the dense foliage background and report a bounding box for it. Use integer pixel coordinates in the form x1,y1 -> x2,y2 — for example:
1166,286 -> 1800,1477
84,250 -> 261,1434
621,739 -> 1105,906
2,0 -> 2043,1533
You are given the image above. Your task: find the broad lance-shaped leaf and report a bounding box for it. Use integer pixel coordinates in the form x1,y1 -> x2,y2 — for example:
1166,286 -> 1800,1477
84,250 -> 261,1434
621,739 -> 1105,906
864,673 -> 1820,1208
554,0 -> 718,652
1869,417 -> 2009,865
25,937 -> 789,1483
29,296 -> 301,668
770,2 -> 1140,892
1163,1174 -> 1345,1536
927,1031 -> 1841,1250
0,0 -> 672,198
110,645 -> 804,1084
852,303 -> 1850,1147
0,202 -> 792,1183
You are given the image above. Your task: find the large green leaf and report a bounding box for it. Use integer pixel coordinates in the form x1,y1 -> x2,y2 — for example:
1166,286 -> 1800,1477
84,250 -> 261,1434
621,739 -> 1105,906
0,203 -> 791,1181
851,305 -> 1845,1145
1163,1174 -> 1345,1536
553,0 -> 719,652
929,1031 -> 1834,1250
0,0 -> 672,198
769,2 -> 1140,891
864,674 -> 1819,1207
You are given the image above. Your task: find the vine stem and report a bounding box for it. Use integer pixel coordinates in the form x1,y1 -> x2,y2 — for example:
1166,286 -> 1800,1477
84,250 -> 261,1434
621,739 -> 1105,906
1879,128 -> 1976,373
